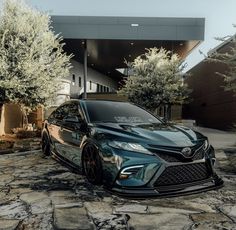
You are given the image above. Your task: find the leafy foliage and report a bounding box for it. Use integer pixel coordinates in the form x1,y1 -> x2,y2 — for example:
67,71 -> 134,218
207,32 -> 236,93
0,0 -> 72,110
119,48 -> 190,111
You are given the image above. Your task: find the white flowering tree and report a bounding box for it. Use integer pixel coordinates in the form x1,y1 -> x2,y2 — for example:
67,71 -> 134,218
119,48 -> 190,118
0,0 -> 72,126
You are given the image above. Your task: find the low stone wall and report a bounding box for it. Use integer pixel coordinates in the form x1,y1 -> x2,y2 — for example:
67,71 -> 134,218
0,104 -> 43,135
0,104 -> 23,135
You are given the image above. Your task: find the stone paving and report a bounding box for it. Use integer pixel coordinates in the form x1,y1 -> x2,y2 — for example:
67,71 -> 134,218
0,147 -> 235,229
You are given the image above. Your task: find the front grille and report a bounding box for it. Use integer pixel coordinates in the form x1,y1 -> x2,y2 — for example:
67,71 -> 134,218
154,151 -> 181,162
192,148 -> 205,161
152,145 -> 205,162
154,163 -> 209,187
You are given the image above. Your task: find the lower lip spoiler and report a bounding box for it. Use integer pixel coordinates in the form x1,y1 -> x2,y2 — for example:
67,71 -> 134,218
109,176 -> 224,198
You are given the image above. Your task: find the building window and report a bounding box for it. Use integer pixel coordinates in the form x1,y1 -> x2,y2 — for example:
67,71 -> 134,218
97,83 -> 100,92
90,81 -> 92,90
72,74 -> 75,86
79,77 -> 81,87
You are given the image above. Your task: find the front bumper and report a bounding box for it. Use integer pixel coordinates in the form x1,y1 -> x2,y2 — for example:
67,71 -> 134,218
110,175 -> 224,198
103,145 -> 223,197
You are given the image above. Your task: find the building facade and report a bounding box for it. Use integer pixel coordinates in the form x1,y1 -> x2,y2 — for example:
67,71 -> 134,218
69,59 -> 117,97
183,39 -> 236,130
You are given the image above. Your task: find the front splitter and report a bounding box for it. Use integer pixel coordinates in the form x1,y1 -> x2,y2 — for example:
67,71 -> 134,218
109,177 -> 224,198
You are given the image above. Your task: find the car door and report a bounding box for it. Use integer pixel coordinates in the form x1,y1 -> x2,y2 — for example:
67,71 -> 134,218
47,105 -> 69,155
58,102 -> 84,167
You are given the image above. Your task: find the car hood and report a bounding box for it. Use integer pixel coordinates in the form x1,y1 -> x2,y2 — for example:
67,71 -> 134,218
93,123 -> 205,147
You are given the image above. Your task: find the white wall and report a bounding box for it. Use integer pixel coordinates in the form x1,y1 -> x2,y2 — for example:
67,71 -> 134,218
67,59 -> 118,97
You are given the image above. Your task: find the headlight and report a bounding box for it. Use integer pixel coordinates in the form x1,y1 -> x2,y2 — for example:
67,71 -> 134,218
203,139 -> 209,150
108,141 -> 153,155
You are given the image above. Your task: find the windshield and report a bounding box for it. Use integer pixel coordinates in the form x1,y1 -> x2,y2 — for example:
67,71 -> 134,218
84,101 -> 162,124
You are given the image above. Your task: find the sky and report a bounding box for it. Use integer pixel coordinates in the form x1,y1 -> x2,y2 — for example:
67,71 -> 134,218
3,0 -> 236,71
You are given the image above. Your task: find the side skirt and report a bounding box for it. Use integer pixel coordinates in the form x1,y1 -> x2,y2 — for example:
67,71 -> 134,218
51,150 -> 82,174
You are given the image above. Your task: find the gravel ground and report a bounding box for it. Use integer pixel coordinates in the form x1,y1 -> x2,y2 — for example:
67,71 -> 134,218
0,146 -> 235,229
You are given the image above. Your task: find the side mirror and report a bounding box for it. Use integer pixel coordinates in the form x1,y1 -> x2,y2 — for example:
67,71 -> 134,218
160,116 -> 168,123
63,116 -> 88,132
79,120 -> 89,133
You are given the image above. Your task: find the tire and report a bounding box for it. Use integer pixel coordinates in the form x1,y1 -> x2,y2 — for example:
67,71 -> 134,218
42,132 -> 51,156
82,144 -> 102,185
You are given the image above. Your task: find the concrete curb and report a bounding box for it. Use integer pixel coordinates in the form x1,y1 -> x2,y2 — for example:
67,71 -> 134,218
1,149 -> 42,156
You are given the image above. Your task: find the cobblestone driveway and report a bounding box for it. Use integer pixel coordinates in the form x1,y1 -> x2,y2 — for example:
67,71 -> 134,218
0,148 -> 235,230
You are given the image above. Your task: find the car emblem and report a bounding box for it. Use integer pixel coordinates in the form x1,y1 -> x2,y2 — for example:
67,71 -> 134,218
181,147 -> 192,157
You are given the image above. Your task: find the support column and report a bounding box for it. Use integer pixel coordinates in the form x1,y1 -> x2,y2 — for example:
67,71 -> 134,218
83,40 -> 87,99
0,104 -> 5,135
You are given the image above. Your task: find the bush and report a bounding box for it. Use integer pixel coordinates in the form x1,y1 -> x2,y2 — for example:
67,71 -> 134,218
12,128 -> 41,139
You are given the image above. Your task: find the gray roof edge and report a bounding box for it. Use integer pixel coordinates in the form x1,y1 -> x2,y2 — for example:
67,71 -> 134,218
51,16 -> 205,41
51,15 -> 205,19
51,15 -> 205,25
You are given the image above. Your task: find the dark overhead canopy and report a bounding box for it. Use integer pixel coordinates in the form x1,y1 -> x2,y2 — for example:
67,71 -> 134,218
63,39 -> 200,81
52,16 -> 204,82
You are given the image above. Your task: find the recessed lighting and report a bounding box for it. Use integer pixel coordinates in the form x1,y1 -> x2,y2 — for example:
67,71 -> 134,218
128,54 -> 132,57
91,63 -> 94,66
180,43 -> 183,46
131,23 -> 139,27
130,42 -> 134,46
82,41 -> 85,45
108,71 -> 111,74
87,53 -> 90,57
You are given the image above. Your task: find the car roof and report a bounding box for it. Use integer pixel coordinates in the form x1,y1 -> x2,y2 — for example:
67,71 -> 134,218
65,99 -> 130,104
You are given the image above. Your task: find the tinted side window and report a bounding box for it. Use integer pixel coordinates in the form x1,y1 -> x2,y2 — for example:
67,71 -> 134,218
50,105 -> 67,121
50,103 -> 80,121
64,103 -> 81,120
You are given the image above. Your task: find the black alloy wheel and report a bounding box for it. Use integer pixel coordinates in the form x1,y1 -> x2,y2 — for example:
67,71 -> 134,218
82,144 -> 102,185
42,132 -> 51,156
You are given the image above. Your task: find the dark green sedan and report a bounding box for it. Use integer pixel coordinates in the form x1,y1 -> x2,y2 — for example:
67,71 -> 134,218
42,99 -> 223,197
